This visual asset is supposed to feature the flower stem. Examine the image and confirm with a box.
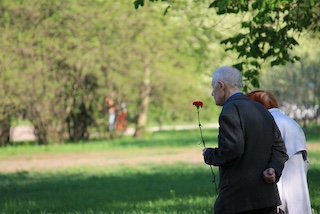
[197,108,218,193]
[197,108,206,147]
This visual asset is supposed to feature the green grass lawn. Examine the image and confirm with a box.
[0,165,216,213]
[0,130,217,159]
[0,129,319,213]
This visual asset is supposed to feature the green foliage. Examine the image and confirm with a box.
[1,0,222,143]
[135,0,320,91]
[259,34,320,124]
[210,0,320,91]
[134,0,169,9]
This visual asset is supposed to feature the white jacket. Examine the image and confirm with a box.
[269,108,312,214]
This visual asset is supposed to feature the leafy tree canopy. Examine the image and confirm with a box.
[134,0,320,91]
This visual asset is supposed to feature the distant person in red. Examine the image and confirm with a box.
[116,102,128,135]
[105,97,116,133]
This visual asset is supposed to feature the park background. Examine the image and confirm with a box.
[0,0,319,213]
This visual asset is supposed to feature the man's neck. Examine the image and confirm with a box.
[225,88,241,101]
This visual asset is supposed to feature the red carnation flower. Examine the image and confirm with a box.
[192,99,217,191]
[192,101,203,108]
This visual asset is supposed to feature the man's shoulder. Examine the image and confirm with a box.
[223,95,252,109]
[221,98,249,115]
[223,93,247,105]
[223,96,273,118]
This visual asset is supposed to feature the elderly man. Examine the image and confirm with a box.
[203,66,288,214]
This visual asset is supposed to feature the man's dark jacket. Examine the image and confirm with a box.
[204,93,288,214]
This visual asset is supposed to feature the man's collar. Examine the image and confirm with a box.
[223,92,243,106]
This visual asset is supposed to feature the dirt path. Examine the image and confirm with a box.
[0,148,204,173]
[4,124,217,173]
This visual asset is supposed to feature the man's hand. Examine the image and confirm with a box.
[263,168,276,183]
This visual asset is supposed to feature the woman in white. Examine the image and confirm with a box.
[247,90,312,214]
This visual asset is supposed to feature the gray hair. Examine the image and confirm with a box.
[212,66,243,89]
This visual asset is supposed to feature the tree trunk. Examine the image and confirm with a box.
[0,118,10,146]
[67,102,91,142]
[134,66,151,138]
[0,106,12,146]
[33,121,49,145]
[28,107,49,145]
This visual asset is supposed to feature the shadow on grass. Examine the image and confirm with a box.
[0,164,217,213]
[1,163,318,213]
[308,167,320,213]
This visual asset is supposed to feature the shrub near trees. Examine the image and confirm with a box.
[1,1,105,144]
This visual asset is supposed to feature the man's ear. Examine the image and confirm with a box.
[218,81,224,89]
